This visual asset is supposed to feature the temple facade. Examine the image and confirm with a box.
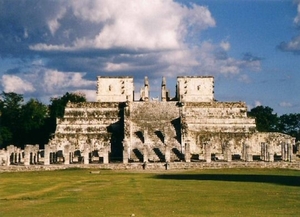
[0,76,296,166]
[41,75,295,165]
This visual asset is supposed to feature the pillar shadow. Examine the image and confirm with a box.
[153,148,165,162]
[154,131,164,143]
[132,148,143,162]
[135,131,144,143]
[172,148,184,161]
[154,173,300,187]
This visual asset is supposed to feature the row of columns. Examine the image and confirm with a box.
[123,141,294,163]
[44,144,110,165]
[1,145,41,166]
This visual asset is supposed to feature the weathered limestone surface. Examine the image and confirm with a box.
[45,76,297,165]
[1,76,297,167]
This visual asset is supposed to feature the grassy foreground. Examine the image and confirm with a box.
[0,168,299,217]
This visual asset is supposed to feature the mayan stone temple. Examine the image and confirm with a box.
[0,76,298,168]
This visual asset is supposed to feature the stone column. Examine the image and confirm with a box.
[268,143,274,162]
[44,145,50,165]
[281,142,288,161]
[205,142,211,163]
[64,145,70,165]
[6,145,14,165]
[245,144,252,162]
[287,140,292,162]
[83,149,89,165]
[143,145,148,163]
[122,140,128,164]
[184,141,191,162]
[165,145,170,162]
[103,147,109,164]
[261,143,267,161]
[224,142,232,162]
[24,145,31,166]
[35,145,39,164]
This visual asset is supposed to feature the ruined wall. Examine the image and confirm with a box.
[181,101,256,158]
[96,76,134,102]
[177,76,214,102]
[52,102,124,161]
[127,101,181,162]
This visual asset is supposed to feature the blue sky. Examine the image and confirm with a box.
[0,0,299,114]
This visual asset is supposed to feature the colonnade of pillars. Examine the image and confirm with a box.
[1,145,41,166]
[123,141,294,163]
[43,144,110,165]
[0,141,295,166]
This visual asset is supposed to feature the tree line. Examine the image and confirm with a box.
[0,91,86,149]
[247,106,300,141]
[0,91,299,149]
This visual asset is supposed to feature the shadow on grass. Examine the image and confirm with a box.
[154,174,300,187]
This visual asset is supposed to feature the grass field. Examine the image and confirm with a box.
[0,168,299,217]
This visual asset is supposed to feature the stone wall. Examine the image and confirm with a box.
[3,75,296,168]
[127,101,181,162]
[96,76,134,102]
[177,76,214,102]
[1,161,300,172]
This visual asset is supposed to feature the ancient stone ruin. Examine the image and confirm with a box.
[0,76,298,167]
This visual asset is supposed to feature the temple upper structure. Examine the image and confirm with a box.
[41,76,295,165]
[96,76,134,102]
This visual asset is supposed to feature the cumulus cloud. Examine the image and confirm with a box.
[279,101,293,107]
[294,1,300,25]
[1,75,35,93]
[0,0,262,102]
[30,0,215,51]
[254,101,262,107]
[278,1,300,54]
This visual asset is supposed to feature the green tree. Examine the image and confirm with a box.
[0,92,23,147]
[46,92,87,136]
[278,113,300,141]
[248,106,278,132]
[19,99,48,145]
[49,92,86,119]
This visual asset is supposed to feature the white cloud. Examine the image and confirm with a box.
[279,1,300,53]
[238,74,251,83]
[279,101,293,107]
[1,75,35,93]
[294,1,300,25]
[220,41,230,51]
[42,70,95,92]
[31,0,215,51]
[1,0,264,103]
[254,101,262,107]
[48,7,67,35]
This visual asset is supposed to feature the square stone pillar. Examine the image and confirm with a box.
[205,142,211,163]
[24,145,31,166]
[281,142,288,161]
[143,145,149,163]
[287,142,292,162]
[44,145,50,165]
[64,145,70,165]
[83,150,89,165]
[6,145,14,165]
[122,140,128,164]
[184,142,191,162]
[268,153,274,162]
[245,145,252,162]
[103,148,109,164]
[224,144,232,162]
[165,145,170,162]
[267,143,274,162]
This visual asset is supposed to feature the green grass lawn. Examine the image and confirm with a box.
[0,168,299,217]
